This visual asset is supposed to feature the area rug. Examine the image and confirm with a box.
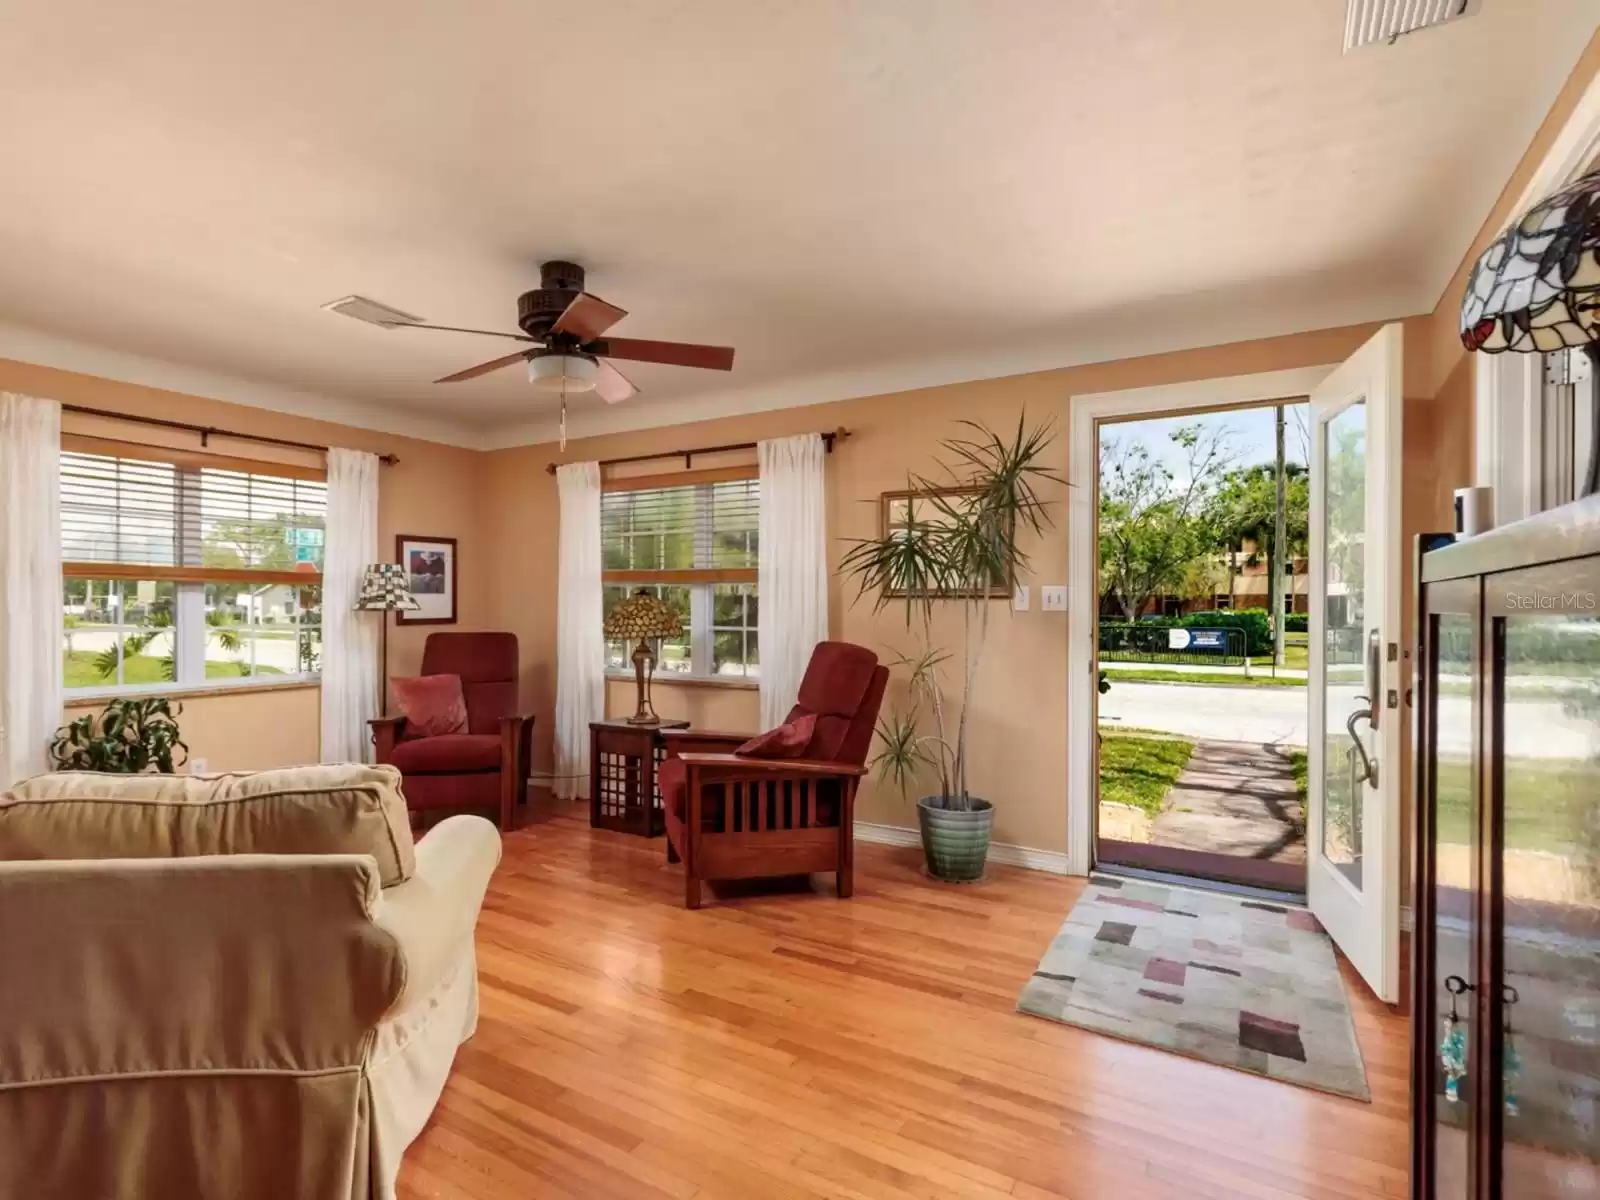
[1017,875,1370,1101]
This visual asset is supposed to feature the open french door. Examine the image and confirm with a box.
[1307,323,1405,1003]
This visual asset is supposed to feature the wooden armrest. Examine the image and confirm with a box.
[661,729,749,745]
[368,715,407,764]
[675,752,868,779]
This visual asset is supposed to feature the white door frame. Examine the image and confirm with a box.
[1065,365,1337,875]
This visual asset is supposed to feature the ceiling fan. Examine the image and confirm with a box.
[388,260,735,406]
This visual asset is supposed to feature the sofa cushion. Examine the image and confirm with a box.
[391,674,469,738]
[0,764,416,886]
[388,734,503,775]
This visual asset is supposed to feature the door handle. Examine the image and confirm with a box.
[1347,709,1379,789]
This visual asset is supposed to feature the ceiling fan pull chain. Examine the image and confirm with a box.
[560,387,568,452]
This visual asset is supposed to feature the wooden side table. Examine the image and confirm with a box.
[589,718,689,836]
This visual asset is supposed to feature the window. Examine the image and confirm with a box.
[61,443,325,695]
[601,474,759,679]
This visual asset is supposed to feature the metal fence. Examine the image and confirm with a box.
[1099,622,1247,667]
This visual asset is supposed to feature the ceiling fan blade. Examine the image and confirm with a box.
[593,337,735,371]
[595,359,637,404]
[434,351,529,383]
[397,322,540,342]
[552,293,628,341]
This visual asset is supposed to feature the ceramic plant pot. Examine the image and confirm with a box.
[917,795,994,882]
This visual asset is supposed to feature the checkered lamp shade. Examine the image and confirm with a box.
[355,563,421,612]
[603,589,684,641]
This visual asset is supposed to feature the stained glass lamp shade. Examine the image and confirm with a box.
[1460,166,1600,354]
[604,589,685,726]
[356,564,419,717]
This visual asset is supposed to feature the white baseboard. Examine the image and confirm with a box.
[852,821,1076,876]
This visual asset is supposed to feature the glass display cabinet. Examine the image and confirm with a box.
[1412,496,1600,1199]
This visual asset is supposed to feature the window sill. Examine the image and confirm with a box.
[64,676,321,706]
[605,672,758,692]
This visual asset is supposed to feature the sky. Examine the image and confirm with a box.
[1099,402,1310,481]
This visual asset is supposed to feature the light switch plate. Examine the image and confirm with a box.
[1012,584,1029,612]
[189,757,210,775]
[1041,585,1068,612]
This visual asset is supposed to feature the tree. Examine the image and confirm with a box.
[1098,424,1233,619]
[1206,460,1310,613]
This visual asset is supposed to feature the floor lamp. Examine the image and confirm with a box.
[357,563,419,716]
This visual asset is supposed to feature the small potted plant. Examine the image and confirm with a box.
[840,415,1062,881]
[49,697,188,773]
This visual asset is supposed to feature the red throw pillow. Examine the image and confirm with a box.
[737,712,818,759]
[391,674,469,738]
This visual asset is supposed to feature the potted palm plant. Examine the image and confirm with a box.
[840,415,1062,881]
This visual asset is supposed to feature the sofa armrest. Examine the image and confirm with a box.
[369,715,408,763]
[371,814,501,1016]
[675,752,869,779]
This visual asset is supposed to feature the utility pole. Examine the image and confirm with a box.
[1273,404,1287,670]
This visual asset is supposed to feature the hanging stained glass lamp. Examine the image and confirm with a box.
[1461,166,1600,354]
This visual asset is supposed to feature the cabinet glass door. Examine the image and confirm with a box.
[1422,579,1481,1199]
[1489,562,1600,1199]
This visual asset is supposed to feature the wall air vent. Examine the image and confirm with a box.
[1344,0,1482,52]
[321,295,422,327]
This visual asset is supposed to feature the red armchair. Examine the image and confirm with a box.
[658,641,889,909]
[369,632,534,832]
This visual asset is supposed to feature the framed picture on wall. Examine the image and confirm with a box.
[395,534,458,625]
[878,487,1012,599]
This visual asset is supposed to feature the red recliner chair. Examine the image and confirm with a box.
[369,632,534,832]
[658,641,889,909]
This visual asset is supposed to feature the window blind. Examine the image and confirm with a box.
[601,477,759,582]
[61,450,328,582]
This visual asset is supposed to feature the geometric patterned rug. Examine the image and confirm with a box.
[1017,874,1370,1101]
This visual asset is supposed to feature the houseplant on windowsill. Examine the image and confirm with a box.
[49,697,188,774]
[840,415,1062,881]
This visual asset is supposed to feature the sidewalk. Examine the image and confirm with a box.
[1149,740,1305,863]
[1102,659,1308,680]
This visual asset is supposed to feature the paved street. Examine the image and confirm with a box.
[1100,680,1308,748]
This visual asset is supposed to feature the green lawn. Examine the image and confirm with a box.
[1249,644,1309,670]
[63,651,284,689]
[1435,753,1597,855]
[1098,730,1195,817]
[1103,668,1305,688]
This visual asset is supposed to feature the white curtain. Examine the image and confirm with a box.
[758,433,829,729]
[0,393,62,787]
[321,448,380,764]
[554,461,604,800]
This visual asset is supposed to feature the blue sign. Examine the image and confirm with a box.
[1188,629,1227,651]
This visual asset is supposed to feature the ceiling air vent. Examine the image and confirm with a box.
[321,295,422,328]
[1344,0,1482,52]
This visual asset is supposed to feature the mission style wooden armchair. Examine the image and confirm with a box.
[370,632,534,832]
[657,642,889,909]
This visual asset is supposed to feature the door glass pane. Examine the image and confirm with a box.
[1431,612,1476,1197]
[1498,599,1600,1197]
[1321,401,1367,888]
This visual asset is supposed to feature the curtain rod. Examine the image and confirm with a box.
[543,427,850,475]
[60,403,400,465]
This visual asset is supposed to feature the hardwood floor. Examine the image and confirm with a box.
[399,803,1411,1200]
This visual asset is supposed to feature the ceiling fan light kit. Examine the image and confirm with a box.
[528,352,598,393]
[328,260,735,408]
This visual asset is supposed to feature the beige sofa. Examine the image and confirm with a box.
[0,764,500,1200]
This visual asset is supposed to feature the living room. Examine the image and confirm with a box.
[3,4,1599,1199]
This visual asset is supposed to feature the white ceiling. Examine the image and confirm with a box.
[0,1,1594,448]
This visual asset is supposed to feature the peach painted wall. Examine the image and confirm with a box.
[0,356,492,769]
[484,319,1440,853]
